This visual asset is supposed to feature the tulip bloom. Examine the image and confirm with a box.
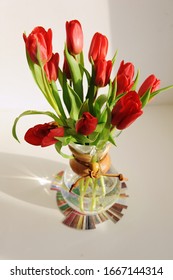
[66,20,83,55]
[94,59,112,87]
[24,122,64,147]
[138,74,160,97]
[116,60,135,95]
[76,112,98,135]
[42,127,64,147]
[23,26,52,65]
[44,53,59,82]
[111,91,143,130]
[88,32,108,62]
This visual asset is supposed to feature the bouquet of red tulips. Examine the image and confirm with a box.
[12,20,172,157]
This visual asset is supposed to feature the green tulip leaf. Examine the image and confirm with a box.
[54,141,73,159]
[95,94,107,109]
[12,110,60,142]
[65,118,75,129]
[108,133,117,146]
[54,135,76,146]
[58,68,71,114]
[107,80,113,100]
[79,64,91,85]
[26,50,46,96]
[99,107,107,123]
[26,50,62,116]
[33,64,46,93]
[88,131,100,142]
[78,99,89,118]
[77,51,84,76]
[109,91,126,111]
[50,81,67,120]
[95,122,105,133]
[94,94,107,118]
[67,84,82,120]
[64,44,83,101]
[26,50,51,103]
[114,92,126,102]
[131,69,140,91]
[38,67,63,116]
[107,81,115,107]
[58,68,82,119]
[150,85,173,99]
[112,50,118,65]
[65,128,91,145]
[86,64,96,111]
[140,88,151,107]
[93,104,111,148]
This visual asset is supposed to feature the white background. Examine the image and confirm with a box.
[0,0,173,260]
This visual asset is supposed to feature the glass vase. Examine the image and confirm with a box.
[56,143,123,215]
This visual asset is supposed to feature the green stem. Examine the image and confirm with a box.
[84,177,91,192]
[93,87,99,102]
[100,175,106,196]
[90,178,97,211]
[40,67,61,117]
[79,178,85,212]
[51,82,66,115]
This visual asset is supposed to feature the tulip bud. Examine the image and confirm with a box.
[94,60,112,87]
[138,74,160,97]
[88,32,108,62]
[44,53,59,82]
[23,26,52,65]
[76,112,98,135]
[66,20,83,55]
[116,60,135,95]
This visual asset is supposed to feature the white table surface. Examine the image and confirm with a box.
[0,105,173,260]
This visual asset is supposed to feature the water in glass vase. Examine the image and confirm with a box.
[59,143,122,215]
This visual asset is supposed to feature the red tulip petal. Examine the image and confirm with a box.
[41,127,64,147]
[116,111,143,130]
[24,125,45,146]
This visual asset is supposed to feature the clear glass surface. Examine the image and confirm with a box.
[61,165,121,214]
[58,144,121,214]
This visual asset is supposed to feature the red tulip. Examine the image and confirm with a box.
[94,59,112,87]
[44,53,59,82]
[41,127,64,147]
[24,122,64,147]
[66,20,83,55]
[76,112,98,135]
[23,26,52,65]
[111,91,143,130]
[116,60,135,95]
[138,74,160,97]
[88,32,108,62]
